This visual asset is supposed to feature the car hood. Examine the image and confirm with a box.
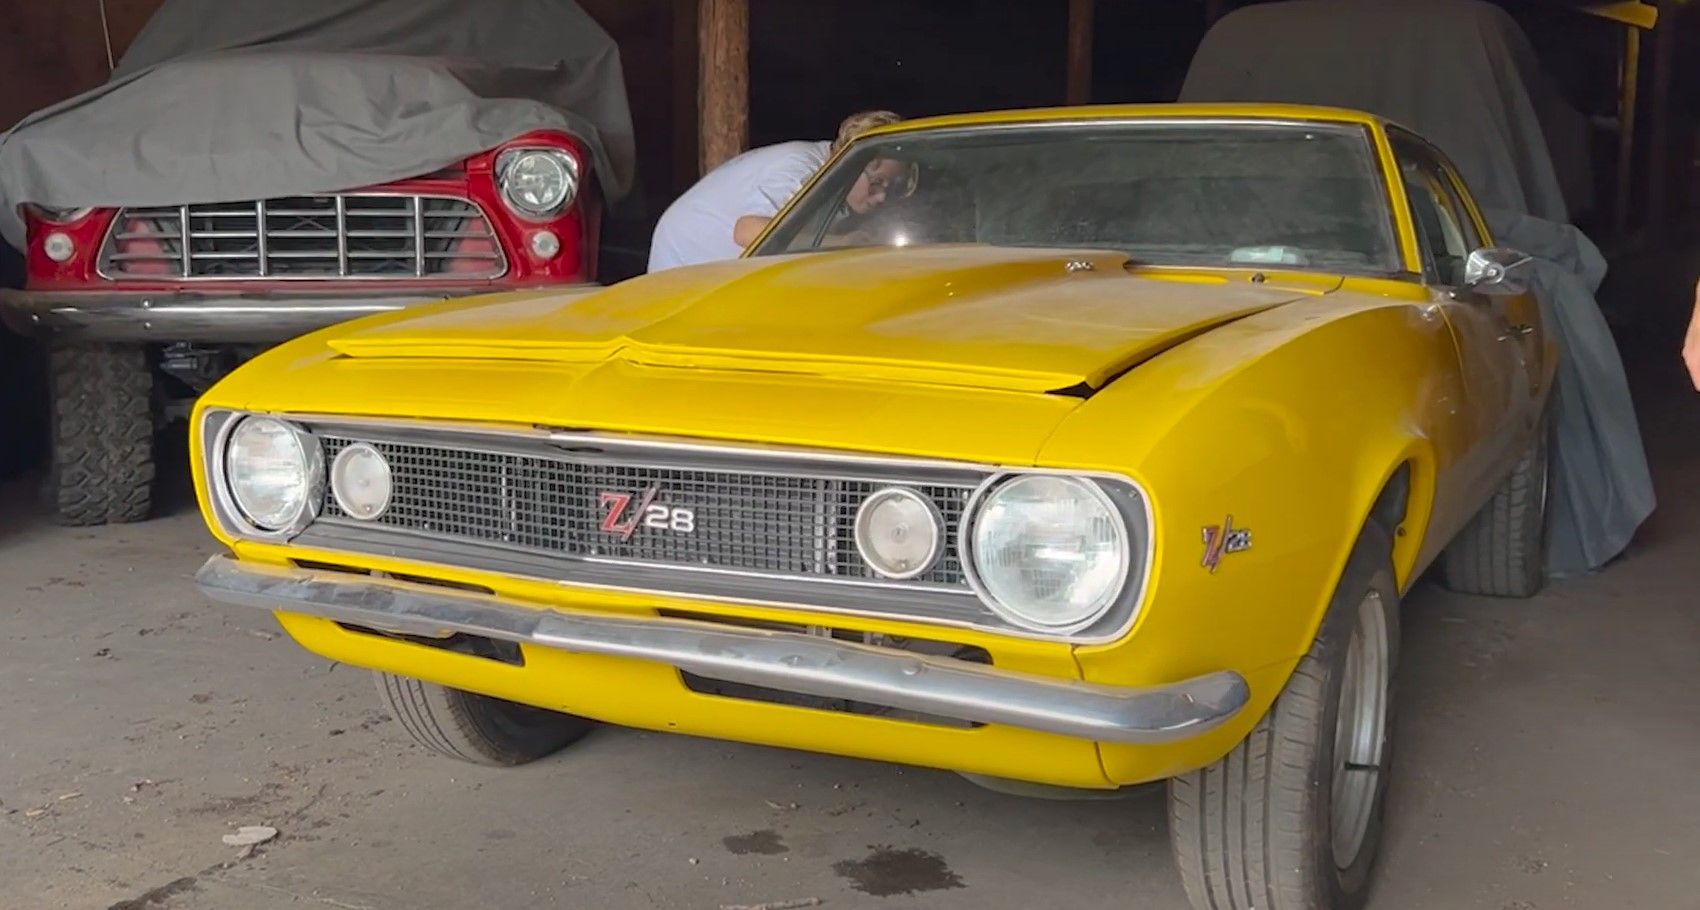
[326,245,1322,394]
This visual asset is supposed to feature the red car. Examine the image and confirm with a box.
[0,0,633,525]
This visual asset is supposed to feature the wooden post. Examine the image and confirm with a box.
[1644,7,1677,227]
[671,0,701,194]
[1066,0,1094,105]
[1612,25,1641,236]
[698,0,748,174]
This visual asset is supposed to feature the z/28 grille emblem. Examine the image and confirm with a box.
[1201,515,1252,573]
[598,486,696,540]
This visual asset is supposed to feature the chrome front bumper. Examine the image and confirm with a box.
[0,288,563,343]
[194,556,1250,745]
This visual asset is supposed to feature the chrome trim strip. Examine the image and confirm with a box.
[255,200,269,278]
[177,204,190,275]
[0,289,535,342]
[335,195,348,276]
[194,555,1248,745]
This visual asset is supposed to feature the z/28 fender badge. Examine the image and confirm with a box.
[1201,516,1252,573]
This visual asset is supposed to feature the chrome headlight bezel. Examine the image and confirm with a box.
[959,471,1150,636]
[208,412,324,540]
[495,148,580,220]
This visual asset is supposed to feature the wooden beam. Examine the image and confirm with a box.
[1643,2,1678,225]
[1612,25,1641,236]
[1066,0,1094,105]
[1581,1,1658,31]
[697,0,748,174]
[671,0,700,194]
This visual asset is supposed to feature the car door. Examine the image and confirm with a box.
[1389,132,1534,509]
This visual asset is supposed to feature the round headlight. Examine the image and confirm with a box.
[497,149,579,219]
[966,475,1129,632]
[225,417,319,532]
[330,443,393,521]
[854,487,943,579]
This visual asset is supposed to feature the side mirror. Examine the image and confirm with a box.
[1463,247,1534,296]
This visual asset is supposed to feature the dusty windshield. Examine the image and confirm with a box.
[753,121,1401,275]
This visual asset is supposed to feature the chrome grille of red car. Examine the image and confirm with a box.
[315,434,974,589]
[98,194,506,280]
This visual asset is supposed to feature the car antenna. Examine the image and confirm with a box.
[98,0,115,73]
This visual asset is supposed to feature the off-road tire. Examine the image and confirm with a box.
[1441,421,1549,598]
[49,344,155,526]
[1168,525,1400,910]
[375,673,594,766]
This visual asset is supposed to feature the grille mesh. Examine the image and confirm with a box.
[100,194,504,280]
[320,436,972,587]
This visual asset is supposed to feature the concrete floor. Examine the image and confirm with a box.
[4,264,1700,910]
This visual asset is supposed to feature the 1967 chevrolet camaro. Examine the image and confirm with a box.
[191,104,1553,909]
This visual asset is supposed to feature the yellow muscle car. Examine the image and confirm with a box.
[191,104,1554,909]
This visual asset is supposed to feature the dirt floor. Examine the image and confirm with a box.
[4,250,1700,910]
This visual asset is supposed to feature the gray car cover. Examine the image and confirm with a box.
[1181,0,1655,578]
[0,0,636,251]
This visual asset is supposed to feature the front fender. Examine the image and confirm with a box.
[1036,291,1463,782]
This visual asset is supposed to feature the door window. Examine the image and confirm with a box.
[1391,135,1479,286]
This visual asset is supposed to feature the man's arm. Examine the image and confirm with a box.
[1685,278,1700,390]
[733,215,772,248]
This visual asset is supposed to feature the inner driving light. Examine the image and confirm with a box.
[854,487,943,580]
[529,229,561,259]
[43,232,75,262]
[330,443,393,521]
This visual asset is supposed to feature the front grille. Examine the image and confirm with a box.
[318,436,974,588]
[99,194,505,280]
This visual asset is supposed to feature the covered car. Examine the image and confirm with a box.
[0,0,635,526]
[1179,0,1654,578]
[191,104,1554,910]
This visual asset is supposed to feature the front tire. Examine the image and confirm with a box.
[1441,420,1549,598]
[1168,527,1400,910]
[48,344,156,526]
[374,673,594,766]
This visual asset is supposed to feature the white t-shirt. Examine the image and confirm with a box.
[647,140,831,272]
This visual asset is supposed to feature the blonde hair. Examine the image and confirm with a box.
[833,110,902,151]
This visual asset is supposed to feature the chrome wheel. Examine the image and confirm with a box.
[1330,588,1391,869]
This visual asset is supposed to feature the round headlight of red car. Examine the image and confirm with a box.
[497,148,579,219]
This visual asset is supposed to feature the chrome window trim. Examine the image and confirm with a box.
[98,192,509,283]
[200,410,1157,643]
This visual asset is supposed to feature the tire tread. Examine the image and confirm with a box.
[50,344,154,526]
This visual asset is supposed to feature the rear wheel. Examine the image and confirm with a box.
[48,344,155,526]
[374,672,594,766]
[1442,420,1549,598]
[1168,526,1399,910]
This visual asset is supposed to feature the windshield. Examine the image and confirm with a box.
[753,121,1402,275]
